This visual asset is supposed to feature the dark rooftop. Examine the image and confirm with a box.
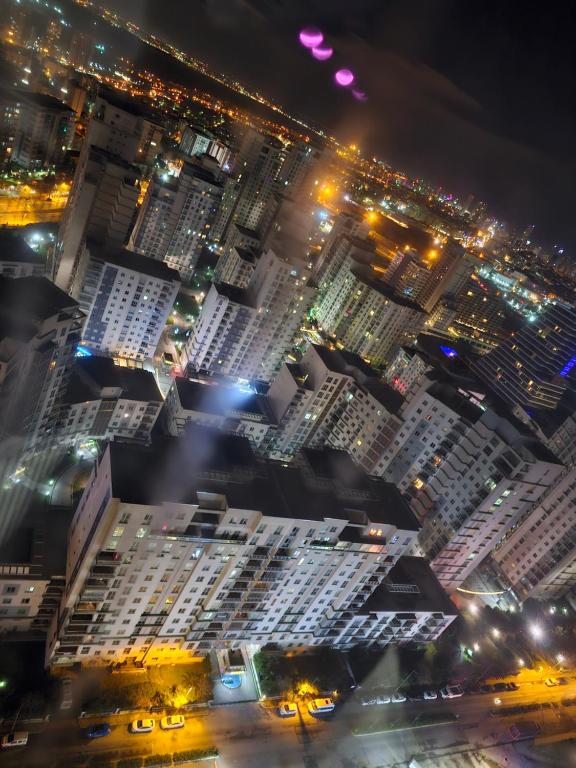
[174,377,270,419]
[233,247,258,264]
[360,556,459,616]
[15,89,74,114]
[87,242,180,283]
[0,231,44,264]
[66,356,162,404]
[106,427,420,531]
[0,276,79,342]
[233,224,260,240]
[0,506,73,577]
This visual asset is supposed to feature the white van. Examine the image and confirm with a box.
[1,732,28,748]
[307,697,335,715]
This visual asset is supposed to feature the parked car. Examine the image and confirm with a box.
[1,732,28,749]
[423,690,438,700]
[505,682,520,691]
[84,723,111,739]
[557,677,569,686]
[307,698,335,715]
[376,694,391,705]
[160,715,185,730]
[391,692,407,703]
[360,696,377,707]
[278,701,298,717]
[440,685,464,699]
[129,719,155,734]
[545,678,560,687]
[493,682,508,693]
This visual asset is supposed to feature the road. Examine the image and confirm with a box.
[2,676,576,767]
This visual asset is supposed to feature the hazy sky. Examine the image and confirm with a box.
[108,0,575,251]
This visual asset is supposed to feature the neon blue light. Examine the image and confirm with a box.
[75,345,93,358]
[560,355,576,377]
[440,345,458,359]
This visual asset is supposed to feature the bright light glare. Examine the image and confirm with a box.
[311,46,333,61]
[335,69,355,87]
[529,623,544,640]
[299,28,323,49]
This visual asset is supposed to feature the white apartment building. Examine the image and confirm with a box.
[231,129,283,233]
[88,90,164,166]
[184,249,315,383]
[213,246,259,289]
[164,376,275,451]
[492,467,576,601]
[45,430,458,668]
[0,230,44,278]
[129,158,225,280]
[403,382,564,593]
[384,347,431,396]
[268,344,403,467]
[314,210,370,284]
[317,261,426,367]
[78,244,180,361]
[0,507,71,635]
[0,275,84,448]
[62,355,163,445]
[53,145,141,296]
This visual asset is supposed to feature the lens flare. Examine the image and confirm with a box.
[311,45,333,61]
[335,68,355,87]
[299,27,323,49]
[352,88,368,101]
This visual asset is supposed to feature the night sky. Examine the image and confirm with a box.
[109,0,575,251]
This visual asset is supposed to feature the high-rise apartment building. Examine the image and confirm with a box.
[184,248,315,383]
[53,146,141,295]
[277,140,322,196]
[382,241,471,313]
[45,429,458,667]
[88,91,164,166]
[0,87,21,170]
[0,276,83,447]
[314,212,371,288]
[61,355,163,445]
[268,344,403,468]
[129,158,224,280]
[229,128,283,233]
[472,302,576,413]
[402,377,563,593]
[11,91,74,170]
[78,244,180,361]
[179,125,232,169]
[491,467,576,601]
[316,262,425,367]
[212,246,260,290]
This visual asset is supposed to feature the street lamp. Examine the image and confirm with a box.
[517,658,525,667]
[529,623,544,641]
[556,654,565,665]
[473,643,481,653]
[491,628,501,639]
[469,603,479,616]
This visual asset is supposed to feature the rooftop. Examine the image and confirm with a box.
[15,89,74,114]
[87,242,181,283]
[107,427,420,531]
[0,506,73,577]
[361,556,459,616]
[66,355,162,404]
[232,224,260,240]
[0,231,44,264]
[174,377,272,420]
[0,276,79,342]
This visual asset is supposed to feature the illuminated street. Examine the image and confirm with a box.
[2,674,576,766]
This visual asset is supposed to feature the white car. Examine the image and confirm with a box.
[440,685,464,699]
[278,701,298,717]
[130,718,155,734]
[423,690,438,700]
[376,694,391,705]
[361,696,377,707]
[391,692,407,703]
[1,732,28,748]
[160,715,185,730]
